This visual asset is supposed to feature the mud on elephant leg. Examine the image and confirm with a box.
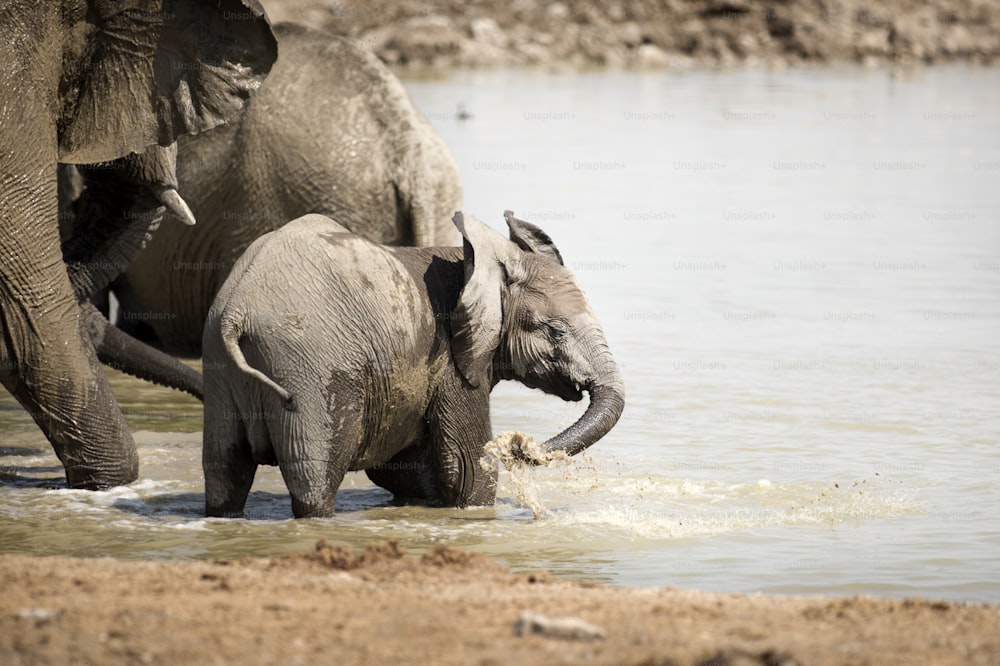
[428,376,499,509]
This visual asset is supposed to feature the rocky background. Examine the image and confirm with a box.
[264,0,1000,70]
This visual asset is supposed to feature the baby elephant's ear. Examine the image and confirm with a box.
[504,210,564,265]
[450,212,505,389]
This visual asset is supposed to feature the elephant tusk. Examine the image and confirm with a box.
[154,186,197,226]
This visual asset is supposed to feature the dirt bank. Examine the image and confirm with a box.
[2,542,998,665]
[263,0,1000,70]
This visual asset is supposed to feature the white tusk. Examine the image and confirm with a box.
[155,187,197,226]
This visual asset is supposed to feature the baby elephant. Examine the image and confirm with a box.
[202,212,624,518]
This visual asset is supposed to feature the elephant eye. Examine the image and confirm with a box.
[542,319,568,338]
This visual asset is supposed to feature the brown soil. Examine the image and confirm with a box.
[263,0,1000,71]
[2,541,998,665]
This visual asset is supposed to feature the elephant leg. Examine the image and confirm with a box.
[203,383,256,518]
[428,377,498,508]
[279,458,347,519]
[0,176,138,489]
[274,393,359,518]
[203,446,256,518]
[0,313,139,488]
[277,434,351,518]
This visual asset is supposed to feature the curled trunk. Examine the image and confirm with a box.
[542,374,625,458]
[540,335,625,459]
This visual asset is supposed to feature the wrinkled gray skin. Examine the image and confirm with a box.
[0,0,276,489]
[203,212,625,518]
[62,146,204,399]
[111,23,463,357]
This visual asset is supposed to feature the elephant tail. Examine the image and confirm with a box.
[219,314,297,412]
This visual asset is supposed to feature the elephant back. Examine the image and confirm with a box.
[217,214,434,376]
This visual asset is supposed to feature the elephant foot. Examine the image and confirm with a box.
[290,497,337,519]
[0,304,141,491]
[47,412,140,490]
[64,458,139,490]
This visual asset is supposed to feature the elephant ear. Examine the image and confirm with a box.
[450,212,506,389]
[58,0,277,164]
[503,210,564,265]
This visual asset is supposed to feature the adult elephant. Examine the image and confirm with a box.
[111,23,464,356]
[0,1,277,489]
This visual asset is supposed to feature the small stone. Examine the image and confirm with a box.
[514,611,606,640]
[634,43,671,69]
[546,3,569,20]
[17,608,59,625]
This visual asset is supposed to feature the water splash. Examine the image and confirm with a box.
[536,474,925,540]
[482,431,571,518]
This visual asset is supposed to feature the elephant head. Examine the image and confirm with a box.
[451,212,625,460]
[56,0,278,165]
[0,0,276,489]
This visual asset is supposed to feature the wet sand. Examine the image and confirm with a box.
[2,542,999,665]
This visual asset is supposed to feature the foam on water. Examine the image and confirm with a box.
[0,429,929,562]
[490,448,924,541]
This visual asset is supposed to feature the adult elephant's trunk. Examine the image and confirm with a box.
[61,145,206,399]
[81,303,204,399]
[542,343,625,459]
[62,144,194,302]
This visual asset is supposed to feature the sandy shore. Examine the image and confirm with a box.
[2,542,998,665]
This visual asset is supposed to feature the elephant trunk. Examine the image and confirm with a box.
[63,190,165,302]
[61,144,205,400]
[81,303,204,400]
[542,347,625,459]
[62,144,195,302]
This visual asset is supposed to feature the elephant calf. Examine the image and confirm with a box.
[202,212,624,518]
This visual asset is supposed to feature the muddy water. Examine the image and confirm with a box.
[2,65,999,602]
